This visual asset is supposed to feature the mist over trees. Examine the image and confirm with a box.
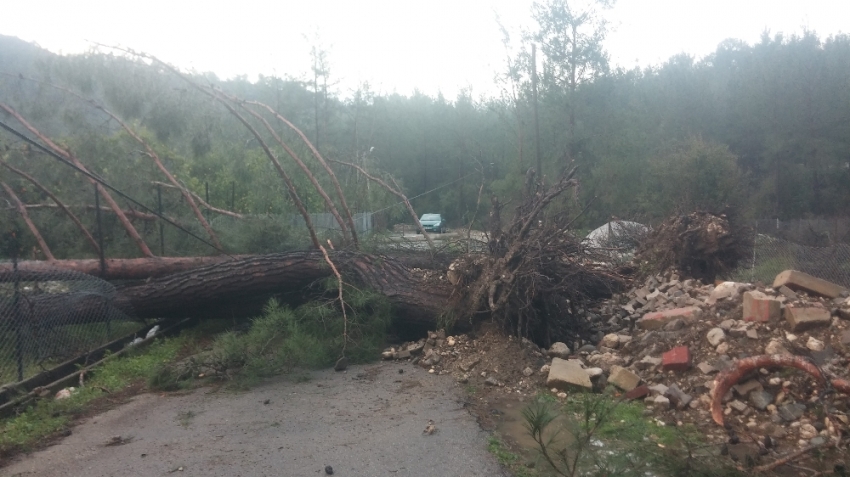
[1,1,849,259]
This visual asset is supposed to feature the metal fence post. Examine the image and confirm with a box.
[157,184,165,255]
[95,183,110,337]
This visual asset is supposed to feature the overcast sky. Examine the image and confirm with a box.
[2,0,847,98]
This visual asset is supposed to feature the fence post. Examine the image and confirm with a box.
[94,183,106,276]
[11,230,24,382]
[205,182,210,224]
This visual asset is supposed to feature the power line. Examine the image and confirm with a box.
[0,119,230,257]
[371,170,480,215]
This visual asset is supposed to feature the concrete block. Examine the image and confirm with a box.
[546,358,592,390]
[784,305,831,332]
[773,270,847,299]
[608,365,641,391]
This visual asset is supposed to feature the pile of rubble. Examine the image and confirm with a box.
[383,268,850,467]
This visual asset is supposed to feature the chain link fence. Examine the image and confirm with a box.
[0,258,139,386]
[734,220,850,287]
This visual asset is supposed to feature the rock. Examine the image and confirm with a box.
[749,390,774,411]
[746,329,759,340]
[778,403,806,422]
[773,270,847,299]
[706,281,744,305]
[458,357,481,372]
[637,307,701,330]
[584,367,604,378]
[664,384,693,409]
[806,337,825,352]
[719,319,736,331]
[734,380,763,397]
[727,443,761,466]
[599,334,620,349]
[778,285,798,301]
[446,336,456,346]
[652,395,670,407]
[522,367,534,377]
[608,365,641,391]
[485,376,500,386]
[799,423,818,439]
[546,358,592,390]
[841,330,850,347]
[55,388,74,400]
[707,328,726,347]
[729,400,749,412]
[743,291,781,322]
[810,436,826,446]
[765,339,791,356]
[407,342,425,356]
[648,383,669,395]
[548,342,572,359]
[663,318,686,331]
[539,364,550,374]
[625,385,650,400]
[381,350,394,360]
[334,357,349,371]
[577,344,597,353]
[394,349,411,360]
[715,342,730,354]
[586,352,625,371]
[325,465,334,475]
[785,305,831,332]
[697,362,718,374]
[636,356,662,370]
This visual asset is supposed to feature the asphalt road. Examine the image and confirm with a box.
[4,363,508,477]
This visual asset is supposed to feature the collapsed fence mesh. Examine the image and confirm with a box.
[735,234,850,288]
[0,262,140,386]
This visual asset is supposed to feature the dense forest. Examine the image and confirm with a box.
[1,0,849,259]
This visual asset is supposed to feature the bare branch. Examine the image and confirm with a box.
[0,102,154,257]
[1,181,55,260]
[0,159,100,255]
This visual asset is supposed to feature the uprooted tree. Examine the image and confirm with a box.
[0,51,623,348]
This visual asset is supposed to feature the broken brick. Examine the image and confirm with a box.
[742,290,781,322]
[662,346,691,372]
[624,384,650,400]
[637,306,701,330]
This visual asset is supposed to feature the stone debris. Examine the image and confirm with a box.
[391,267,850,463]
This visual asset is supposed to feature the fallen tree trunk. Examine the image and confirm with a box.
[114,251,450,328]
[1,252,451,330]
[0,256,246,280]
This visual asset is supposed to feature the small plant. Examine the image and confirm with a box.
[522,392,744,477]
[177,410,196,428]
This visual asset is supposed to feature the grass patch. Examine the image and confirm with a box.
[199,285,392,388]
[176,410,196,428]
[0,334,190,457]
[488,435,536,477]
[523,391,744,477]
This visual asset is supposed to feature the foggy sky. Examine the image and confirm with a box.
[1,0,847,98]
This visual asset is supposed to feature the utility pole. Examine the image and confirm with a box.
[532,43,542,180]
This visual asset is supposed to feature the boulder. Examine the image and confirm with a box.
[548,342,572,359]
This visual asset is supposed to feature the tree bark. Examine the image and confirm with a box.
[2,252,452,329]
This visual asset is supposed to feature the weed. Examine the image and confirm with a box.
[201,287,392,388]
[487,435,536,477]
[0,334,189,456]
[176,410,196,428]
[523,392,744,477]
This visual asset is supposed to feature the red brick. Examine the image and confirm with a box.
[743,291,781,322]
[624,384,650,400]
[637,307,701,330]
[662,346,691,372]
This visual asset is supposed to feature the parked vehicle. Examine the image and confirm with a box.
[419,213,446,233]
